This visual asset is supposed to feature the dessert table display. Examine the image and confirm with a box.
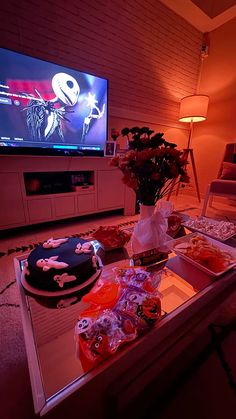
[14,221,236,418]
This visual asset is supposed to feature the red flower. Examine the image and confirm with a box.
[170,164,179,178]
[178,156,188,166]
[150,172,161,181]
[180,173,190,183]
[111,126,189,204]
[122,169,138,189]
[136,149,153,161]
[110,156,119,167]
[119,158,130,170]
[126,150,137,159]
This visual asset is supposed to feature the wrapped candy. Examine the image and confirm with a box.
[114,285,162,330]
[75,266,162,367]
[75,309,137,363]
[113,266,162,293]
[81,277,122,317]
[167,214,182,234]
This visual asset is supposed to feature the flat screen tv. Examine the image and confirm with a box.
[0,48,108,156]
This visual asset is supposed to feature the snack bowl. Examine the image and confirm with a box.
[167,232,236,277]
[92,225,132,252]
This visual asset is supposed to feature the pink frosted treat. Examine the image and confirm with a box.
[75,242,92,254]
[36,256,69,271]
[43,237,68,249]
[54,273,77,288]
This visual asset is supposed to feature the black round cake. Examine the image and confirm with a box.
[25,237,97,291]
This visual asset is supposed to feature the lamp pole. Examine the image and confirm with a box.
[187,121,193,149]
[167,119,201,203]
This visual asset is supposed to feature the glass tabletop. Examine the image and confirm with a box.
[17,228,236,403]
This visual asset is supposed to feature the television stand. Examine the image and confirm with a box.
[0,155,136,230]
[24,171,95,196]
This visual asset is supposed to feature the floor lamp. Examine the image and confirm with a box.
[168,94,209,202]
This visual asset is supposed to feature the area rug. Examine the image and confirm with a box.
[0,219,136,259]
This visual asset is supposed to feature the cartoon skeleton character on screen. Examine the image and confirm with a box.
[21,72,105,143]
[22,73,79,142]
[81,92,105,143]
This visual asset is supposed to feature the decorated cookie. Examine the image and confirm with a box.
[43,237,68,249]
[75,242,92,254]
[36,256,69,271]
[53,273,77,288]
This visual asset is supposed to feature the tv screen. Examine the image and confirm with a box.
[0,48,108,156]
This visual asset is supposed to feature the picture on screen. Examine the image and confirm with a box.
[0,48,108,155]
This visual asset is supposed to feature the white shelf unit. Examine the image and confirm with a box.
[0,155,136,230]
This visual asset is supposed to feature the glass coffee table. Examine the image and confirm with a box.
[14,229,236,417]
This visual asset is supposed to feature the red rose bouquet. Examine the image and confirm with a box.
[110,127,189,206]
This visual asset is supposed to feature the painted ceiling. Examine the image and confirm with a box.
[160,0,236,32]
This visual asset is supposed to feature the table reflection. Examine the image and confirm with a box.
[25,228,234,400]
[26,241,133,398]
[24,248,195,399]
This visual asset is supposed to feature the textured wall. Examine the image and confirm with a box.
[0,0,202,130]
[0,0,205,198]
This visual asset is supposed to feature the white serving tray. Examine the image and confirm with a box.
[168,232,236,277]
[182,216,236,242]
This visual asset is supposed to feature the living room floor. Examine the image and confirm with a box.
[2,192,236,249]
[0,192,236,419]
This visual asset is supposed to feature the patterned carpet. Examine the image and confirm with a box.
[0,219,136,259]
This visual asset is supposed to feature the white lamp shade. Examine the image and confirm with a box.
[179,94,209,123]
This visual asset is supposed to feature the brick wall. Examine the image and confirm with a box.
[0,0,203,131]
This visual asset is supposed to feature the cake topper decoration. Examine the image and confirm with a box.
[75,242,92,254]
[76,317,93,334]
[92,255,97,268]
[53,273,77,288]
[127,292,146,305]
[43,237,68,249]
[23,260,30,276]
[36,256,69,271]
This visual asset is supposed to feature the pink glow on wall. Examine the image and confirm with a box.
[192,17,236,196]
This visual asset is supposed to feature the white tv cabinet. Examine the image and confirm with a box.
[0,155,136,231]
